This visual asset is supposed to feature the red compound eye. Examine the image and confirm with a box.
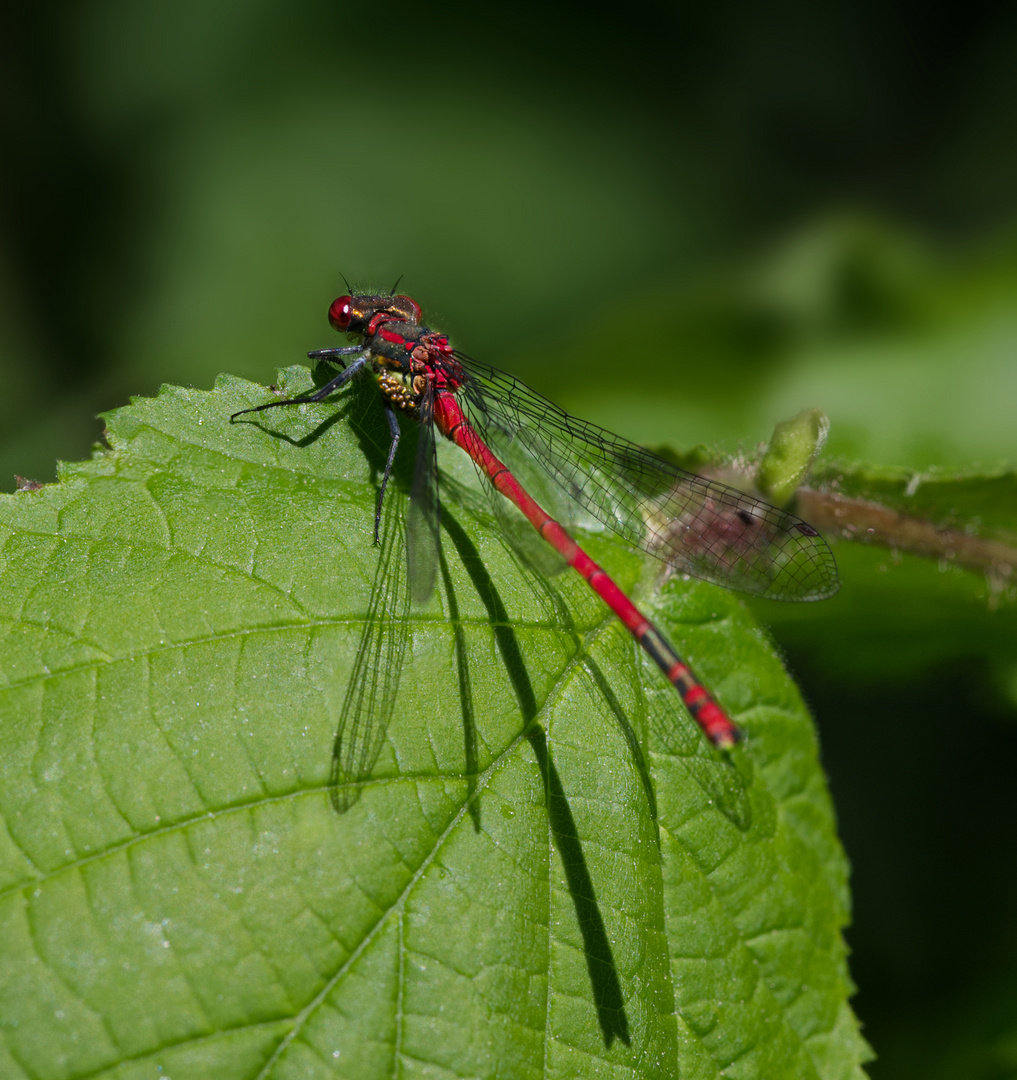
[328,295,353,331]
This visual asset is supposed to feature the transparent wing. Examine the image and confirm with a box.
[406,382,441,604]
[454,352,839,601]
[330,494,410,812]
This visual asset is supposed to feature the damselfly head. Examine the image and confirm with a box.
[328,293,423,335]
[328,295,354,331]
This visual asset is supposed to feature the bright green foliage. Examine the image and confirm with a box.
[0,370,869,1079]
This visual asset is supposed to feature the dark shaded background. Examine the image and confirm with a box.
[3,2,1016,1076]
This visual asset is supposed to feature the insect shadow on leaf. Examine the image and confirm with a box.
[441,510,632,1048]
[329,491,410,812]
[436,535,481,831]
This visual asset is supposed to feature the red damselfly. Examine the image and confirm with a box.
[231,291,838,805]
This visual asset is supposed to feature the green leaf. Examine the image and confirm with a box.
[0,369,868,1079]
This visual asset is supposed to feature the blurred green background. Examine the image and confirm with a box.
[3,2,1016,1076]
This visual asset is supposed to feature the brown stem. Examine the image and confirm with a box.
[795,488,1017,581]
